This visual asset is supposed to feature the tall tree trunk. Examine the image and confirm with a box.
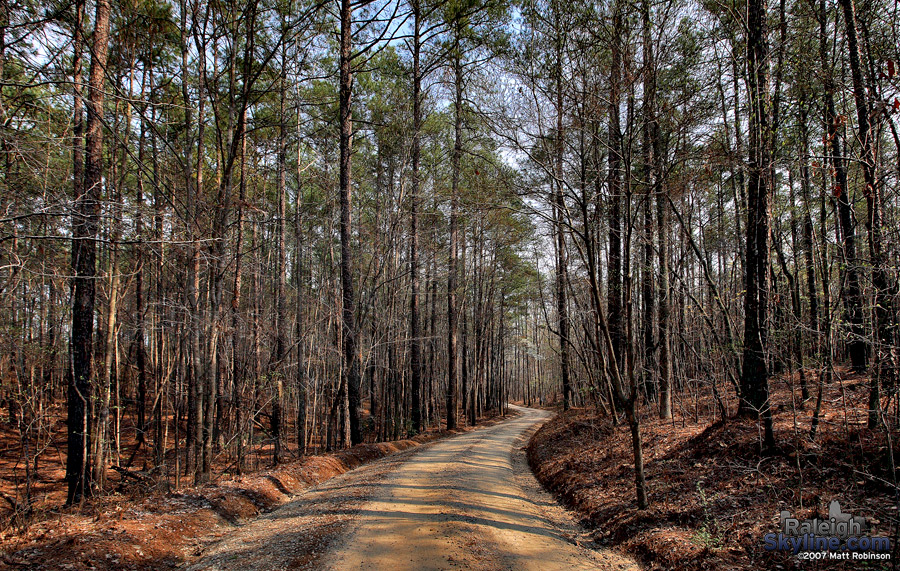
[607,3,624,373]
[462,236,475,426]
[272,21,289,462]
[738,0,775,450]
[731,54,747,270]
[95,190,120,490]
[68,0,110,503]
[645,0,670,419]
[231,127,246,465]
[180,0,203,481]
[338,0,361,445]
[820,0,866,372]
[135,67,149,454]
[65,0,85,503]
[429,254,439,426]
[409,0,423,434]
[797,94,819,366]
[640,0,658,408]
[657,192,671,419]
[838,0,893,426]
[295,85,308,455]
[446,43,463,431]
[554,29,570,411]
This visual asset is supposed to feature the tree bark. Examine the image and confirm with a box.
[65,0,85,503]
[838,0,894,426]
[820,0,866,373]
[738,0,775,450]
[409,0,423,434]
[339,0,362,445]
[554,28,570,411]
[446,44,462,431]
[797,94,819,365]
[68,0,110,503]
[607,4,624,373]
[273,21,289,462]
[640,0,659,410]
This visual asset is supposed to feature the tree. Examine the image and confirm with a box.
[339,0,361,445]
[738,0,775,450]
[640,0,671,420]
[67,0,111,504]
[446,11,462,430]
[838,0,894,427]
[409,0,424,434]
[550,0,571,412]
[818,0,866,374]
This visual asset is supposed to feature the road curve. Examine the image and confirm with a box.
[189,406,639,571]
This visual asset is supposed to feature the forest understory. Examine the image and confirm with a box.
[0,410,510,570]
[528,367,899,571]
[2,0,900,567]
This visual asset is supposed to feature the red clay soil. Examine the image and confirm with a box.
[528,369,898,571]
[0,413,509,571]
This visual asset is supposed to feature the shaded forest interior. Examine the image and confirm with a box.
[1,0,899,552]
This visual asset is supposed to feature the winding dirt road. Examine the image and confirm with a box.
[188,406,640,571]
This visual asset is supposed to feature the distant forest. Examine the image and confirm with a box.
[0,0,897,510]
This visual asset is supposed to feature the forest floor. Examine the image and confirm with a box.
[0,412,508,570]
[528,367,899,570]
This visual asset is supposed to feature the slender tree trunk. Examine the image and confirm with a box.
[785,175,808,400]
[607,4,624,372]
[68,0,110,503]
[338,0,361,445]
[838,0,893,426]
[641,0,658,407]
[552,28,571,412]
[446,45,462,431]
[231,127,247,465]
[739,0,776,450]
[295,87,308,455]
[429,254,439,426]
[657,193,671,419]
[65,0,85,504]
[134,66,149,456]
[731,54,747,270]
[624,396,648,508]
[820,0,866,372]
[409,0,423,433]
[95,192,120,490]
[461,232,468,422]
[272,25,289,462]
[797,94,819,365]
[462,237,475,426]
[181,0,203,481]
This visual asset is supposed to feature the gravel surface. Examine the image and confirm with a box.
[187,406,641,571]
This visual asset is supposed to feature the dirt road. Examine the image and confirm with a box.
[188,406,640,571]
